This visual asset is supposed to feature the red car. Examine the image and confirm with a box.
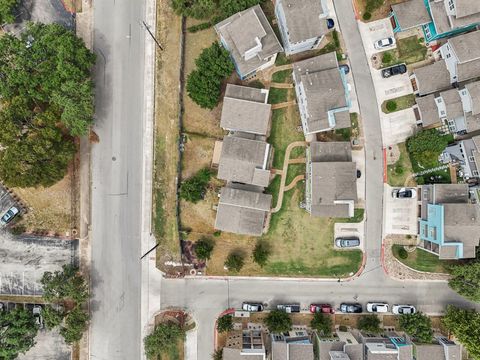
[309,304,334,314]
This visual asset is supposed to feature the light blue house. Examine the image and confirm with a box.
[418,184,480,259]
[275,0,329,56]
[391,0,480,42]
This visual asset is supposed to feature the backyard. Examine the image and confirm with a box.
[392,245,455,273]
[381,36,427,68]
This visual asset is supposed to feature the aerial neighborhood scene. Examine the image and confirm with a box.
[2,0,480,359]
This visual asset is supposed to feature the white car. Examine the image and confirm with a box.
[0,206,19,225]
[374,37,395,50]
[392,305,416,315]
[392,187,417,199]
[242,302,264,312]
[366,302,389,313]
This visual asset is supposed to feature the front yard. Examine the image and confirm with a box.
[380,36,427,68]
[392,245,454,273]
[381,94,416,114]
[387,143,415,187]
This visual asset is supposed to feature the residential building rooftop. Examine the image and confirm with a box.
[465,81,480,115]
[412,60,451,95]
[391,0,431,30]
[416,94,440,127]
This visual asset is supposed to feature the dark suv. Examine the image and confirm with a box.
[382,64,407,78]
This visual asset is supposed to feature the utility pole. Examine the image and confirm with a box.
[142,21,164,50]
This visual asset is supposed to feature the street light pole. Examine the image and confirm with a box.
[142,21,164,51]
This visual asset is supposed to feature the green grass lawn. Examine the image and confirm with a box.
[392,245,454,273]
[387,143,414,187]
[381,94,416,114]
[272,69,293,83]
[275,53,292,66]
[381,36,427,68]
[268,88,289,104]
[336,209,365,223]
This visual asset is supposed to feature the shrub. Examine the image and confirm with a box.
[212,348,223,360]
[252,241,270,267]
[224,252,245,272]
[363,12,372,20]
[187,21,213,33]
[382,51,393,64]
[11,224,26,235]
[398,247,408,260]
[144,322,185,359]
[311,313,332,337]
[195,237,215,260]
[386,100,397,112]
[217,315,233,333]
[179,168,212,203]
[213,230,222,237]
[394,165,404,175]
[399,312,433,343]
[358,315,382,334]
[265,310,292,333]
[407,129,449,170]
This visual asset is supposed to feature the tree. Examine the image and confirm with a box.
[60,307,89,344]
[179,168,212,203]
[264,310,292,333]
[399,312,433,343]
[186,42,234,109]
[252,240,270,267]
[144,322,185,359]
[0,308,38,360]
[358,315,381,334]
[224,252,245,272]
[216,314,233,333]
[0,0,17,24]
[448,262,480,302]
[42,305,64,330]
[406,129,450,169]
[171,0,216,19]
[195,237,215,260]
[0,23,95,136]
[310,312,332,337]
[442,305,480,359]
[41,264,88,304]
[212,348,223,360]
[219,0,261,17]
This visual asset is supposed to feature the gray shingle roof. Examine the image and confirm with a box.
[457,59,480,82]
[416,94,441,127]
[443,203,480,249]
[432,184,469,203]
[272,342,314,360]
[310,141,352,162]
[413,60,451,96]
[455,0,480,18]
[440,88,464,119]
[430,1,450,34]
[225,83,268,103]
[392,0,432,30]
[220,87,271,135]
[465,81,480,115]
[278,0,328,44]
[215,187,272,236]
[217,136,271,187]
[334,110,352,130]
[466,112,480,132]
[215,5,283,77]
[449,30,480,63]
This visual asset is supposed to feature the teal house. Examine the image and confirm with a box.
[418,184,480,259]
[390,0,480,42]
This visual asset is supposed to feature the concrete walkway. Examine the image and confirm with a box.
[284,175,305,191]
[271,100,296,110]
[272,141,307,213]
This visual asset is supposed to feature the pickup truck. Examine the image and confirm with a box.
[277,304,300,313]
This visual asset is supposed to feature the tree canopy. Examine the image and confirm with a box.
[358,315,381,334]
[399,312,433,343]
[171,0,261,20]
[41,264,88,304]
[0,308,38,360]
[265,310,292,333]
[144,322,185,359]
[310,312,332,337]
[216,314,233,333]
[224,252,245,272]
[194,237,215,260]
[448,261,480,302]
[406,129,450,170]
[442,305,480,359]
[252,240,270,267]
[0,0,17,24]
[186,42,234,109]
[60,306,89,344]
[179,168,212,203]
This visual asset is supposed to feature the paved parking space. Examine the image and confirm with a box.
[17,328,71,360]
[383,185,418,235]
[358,18,395,57]
[334,221,364,250]
[382,108,417,146]
[0,184,22,228]
[0,231,78,295]
[352,149,365,207]
[371,68,413,102]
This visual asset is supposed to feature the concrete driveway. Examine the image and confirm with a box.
[358,18,395,57]
[384,185,418,235]
[334,221,364,250]
[382,108,417,146]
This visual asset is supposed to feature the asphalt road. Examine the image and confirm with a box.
[90,0,146,358]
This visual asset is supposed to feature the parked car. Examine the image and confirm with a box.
[277,304,301,313]
[335,237,360,248]
[242,302,264,312]
[326,18,335,29]
[381,64,407,78]
[366,302,389,313]
[310,303,335,314]
[392,305,416,315]
[356,169,362,178]
[374,37,395,50]
[339,64,350,74]
[0,206,19,225]
[340,303,362,313]
[33,305,44,329]
[392,187,417,199]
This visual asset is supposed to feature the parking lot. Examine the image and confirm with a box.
[0,184,23,228]
[0,231,78,295]
[334,222,364,250]
[383,185,418,235]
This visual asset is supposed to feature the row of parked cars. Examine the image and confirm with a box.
[0,302,45,328]
[242,302,416,315]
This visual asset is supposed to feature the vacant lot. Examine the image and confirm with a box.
[392,245,454,273]
[153,2,182,265]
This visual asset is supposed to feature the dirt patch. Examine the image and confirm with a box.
[154,1,182,265]
[182,134,217,179]
[13,169,74,235]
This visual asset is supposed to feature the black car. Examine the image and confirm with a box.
[277,304,301,313]
[339,64,350,74]
[382,64,407,78]
[326,18,335,29]
[340,303,362,313]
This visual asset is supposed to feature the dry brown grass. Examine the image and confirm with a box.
[355,0,404,21]
[13,172,73,235]
[154,1,182,264]
[61,0,81,13]
[182,134,216,179]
